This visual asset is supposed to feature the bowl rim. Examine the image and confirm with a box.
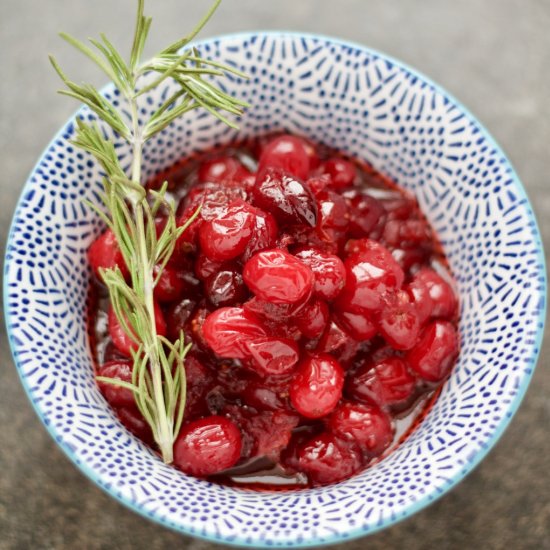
[4,30,547,548]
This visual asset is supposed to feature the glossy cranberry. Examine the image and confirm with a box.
[153,264,187,303]
[205,269,248,307]
[88,229,128,280]
[243,297,304,340]
[411,268,458,320]
[333,309,377,341]
[377,290,420,350]
[252,167,318,227]
[117,406,154,445]
[202,307,267,359]
[199,200,255,261]
[406,276,433,325]
[257,135,312,180]
[97,360,135,407]
[406,320,459,383]
[183,354,215,419]
[189,304,215,350]
[323,158,356,189]
[297,432,363,485]
[381,194,418,220]
[328,402,394,456]
[383,219,431,248]
[290,353,344,418]
[336,239,404,314]
[243,249,314,304]
[294,247,346,301]
[344,190,386,238]
[317,190,349,231]
[242,379,291,411]
[198,156,251,184]
[244,337,300,376]
[174,416,242,476]
[194,254,235,281]
[347,357,416,408]
[317,320,361,367]
[242,206,278,261]
[393,247,432,274]
[108,302,167,357]
[165,298,197,342]
[294,299,330,339]
[307,174,331,196]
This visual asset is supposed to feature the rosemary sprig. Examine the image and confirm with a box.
[51,0,248,463]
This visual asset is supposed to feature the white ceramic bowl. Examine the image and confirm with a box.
[4,32,546,547]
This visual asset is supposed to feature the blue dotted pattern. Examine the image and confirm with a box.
[4,33,546,547]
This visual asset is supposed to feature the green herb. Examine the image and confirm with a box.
[51,0,248,463]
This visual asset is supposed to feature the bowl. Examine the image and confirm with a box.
[4,32,546,547]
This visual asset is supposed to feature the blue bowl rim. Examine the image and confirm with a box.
[3,30,547,548]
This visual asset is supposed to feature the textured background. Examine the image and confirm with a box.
[1,0,549,548]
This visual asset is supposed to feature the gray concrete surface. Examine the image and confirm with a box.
[1,0,549,548]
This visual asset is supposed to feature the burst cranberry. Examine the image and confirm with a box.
[328,402,394,456]
[244,337,299,376]
[323,158,356,189]
[189,304,214,350]
[117,406,154,445]
[377,290,420,350]
[174,416,242,476]
[253,167,318,227]
[199,200,255,261]
[293,298,329,339]
[88,229,128,280]
[344,190,386,238]
[202,307,267,359]
[243,249,314,304]
[198,156,251,184]
[242,379,291,411]
[205,269,248,307]
[333,309,377,341]
[194,254,235,281]
[317,320,361,367]
[297,432,363,485]
[307,174,331,196]
[108,302,167,357]
[383,219,431,249]
[406,275,433,325]
[294,247,346,300]
[317,190,349,231]
[257,135,312,180]
[97,360,135,407]
[183,355,215,419]
[347,357,416,408]
[336,239,404,313]
[290,353,344,418]
[411,268,458,320]
[381,194,418,220]
[153,264,187,303]
[165,298,197,342]
[406,320,459,383]
[242,206,278,261]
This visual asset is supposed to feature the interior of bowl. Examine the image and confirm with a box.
[4,32,546,548]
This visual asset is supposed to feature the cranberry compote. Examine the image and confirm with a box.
[89,134,459,488]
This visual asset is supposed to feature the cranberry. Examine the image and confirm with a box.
[198,156,250,184]
[117,406,154,445]
[323,158,356,189]
[243,297,304,340]
[189,304,215,350]
[253,167,318,228]
[383,219,431,248]
[88,229,128,280]
[377,290,420,350]
[205,269,248,307]
[344,190,386,238]
[290,353,344,418]
[199,200,255,261]
[294,247,346,301]
[317,320,361,367]
[316,190,349,231]
[336,239,404,314]
[202,307,267,359]
[293,299,329,339]
[328,402,394,456]
[393,247,432,274]
[406,320,459,383]
[194,254,235,281]
[244,337,300,376]
[243,249,314,304]
[257,135,312,180]
[108,301,167,357]
[406,275,433,325]
[347,357,416,408]
[381,194,418,220]
[97,360,135,407]
[411,268,458,320]
[333,309,377,341]
[307,174,331,196]
[153,264,187,303]
[183,354,215,419]
[242,379,291,411]
[297,432,363,485]
[165,298,197,342]
[242,206,278,261]
[174,416,242,476]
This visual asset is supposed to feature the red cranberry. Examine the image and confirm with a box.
[333,309,377,341]
[294,247,346,301]
[108,302,167,357]
[183,354,215,419]
[88,229,128,280]
[198,156,250,184]
[293,299,330,339]
[411,268,458,320]
[347,357,416,408]
[243,249,314,304]
[257,135,312,180]
[343,190,386,238]
[336,239,404,314]
[393,247,432,275]
[173,416,242,476]
[406,320,459,383]
[153,264,187,303]
[317,320,361,367]
[406,275,433,325]
[243,297,304,340]
[194,254,235,281]
[328,402,394,456]
[189,304,215,350]
[117,406,154,445]
[205,269,248,307]
[383,219,432,249]
[377,290,420,350]
[323,158,357,189]
[97,360,135,407]
[202,307,267,359]
[199,200,255,261]
[316,190,349,231]
[165,298,197,342]
[253,167,318,227]
[242,379,291,411]
[244,337,300,376]
[290,353,344,418]
[381,194,418,220]
[242,206,278,261]
[297,432,363,485]
[307,174,331,196]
